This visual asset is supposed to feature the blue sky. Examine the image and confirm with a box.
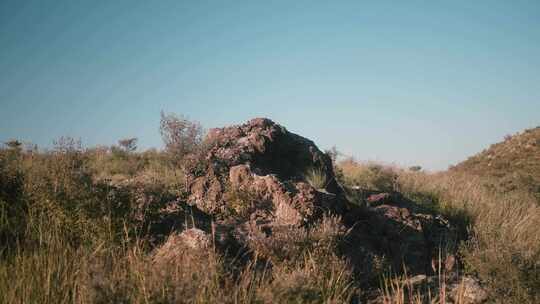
[1,1,539,170]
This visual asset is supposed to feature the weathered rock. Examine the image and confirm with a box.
[153,228,211,265]
[343,191,454,274]
[175,118,456,287]
[184,118,346,226]
[448,276,488,304]
[366,192,394,205]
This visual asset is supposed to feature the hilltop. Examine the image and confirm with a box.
[451,126,540,200]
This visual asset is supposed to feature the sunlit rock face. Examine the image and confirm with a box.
[183,117,346,226]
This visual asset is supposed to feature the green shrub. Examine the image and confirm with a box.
[303,167,328,190]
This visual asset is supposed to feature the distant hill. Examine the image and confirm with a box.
[450,126,540,200]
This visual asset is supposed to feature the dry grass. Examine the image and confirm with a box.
[2,135,539,303]
[0,141,358,303]
[376,165,539,303]
[0,216,358,304]
[338,158,398,192]
[335,160,540,302]
[0,237,89,304]
[450,126,540,201]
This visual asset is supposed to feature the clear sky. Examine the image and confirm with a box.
[1,1,539,170]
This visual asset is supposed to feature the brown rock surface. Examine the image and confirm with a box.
[153,228,211,266]
[184,118,346,226]
[344,191,454,274]
[448,276,488,303]
[174,118,455,282]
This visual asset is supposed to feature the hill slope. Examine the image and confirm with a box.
[451,126,540,200]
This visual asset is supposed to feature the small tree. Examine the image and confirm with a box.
[4,139,22,151]
[159,111,203,161]
[325,146,340,164]
[118,137,138,152]
[409,165,422,172]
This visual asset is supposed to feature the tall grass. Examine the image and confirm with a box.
[338,159,398,192]
[0,142,358,303]
[341,161,540,303]
[340,160,540,257]
[303,167,329,190]
[2,142,539,303]
[0,213,358,303]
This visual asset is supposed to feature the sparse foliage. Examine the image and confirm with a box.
[4,139,22,150]
[451,126,540,202]
[409,165,422,172]
[159,111,203,162]
[325,146,340,164]
[118,137,138,152]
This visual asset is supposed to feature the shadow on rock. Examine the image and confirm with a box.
[146,118,468,301]
[342,190,458,278]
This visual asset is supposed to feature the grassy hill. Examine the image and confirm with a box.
[450,126,540,201]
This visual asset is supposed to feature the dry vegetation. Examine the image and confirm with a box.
[450,126,540,202]
[0,140,356,303]
[1,119,539,303]
[334,157,539,303]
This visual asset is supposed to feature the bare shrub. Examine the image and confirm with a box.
[159,111,203,162]
[117,138,138,152]
[409,165,422,172]
[3,139,22,151]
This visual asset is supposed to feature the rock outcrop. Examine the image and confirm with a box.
[152,118,461,295]
[184,118,346,226]
[344,191,455,274]
[178,119,456,272]
[139,117,487,302]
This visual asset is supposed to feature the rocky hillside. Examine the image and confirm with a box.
[450,126,540,200]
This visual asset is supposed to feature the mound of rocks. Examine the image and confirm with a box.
[344,191,455,274]
[152,118,467,294]
[178,119,456,270]
[184,118,347,227]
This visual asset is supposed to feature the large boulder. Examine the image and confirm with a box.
[184,118,346,226]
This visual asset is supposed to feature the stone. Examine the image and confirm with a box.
[343,191,454,274]
[152,228,211,265]
[183,118,346,226]
[448,276,488,303]
[175,118,456,284]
